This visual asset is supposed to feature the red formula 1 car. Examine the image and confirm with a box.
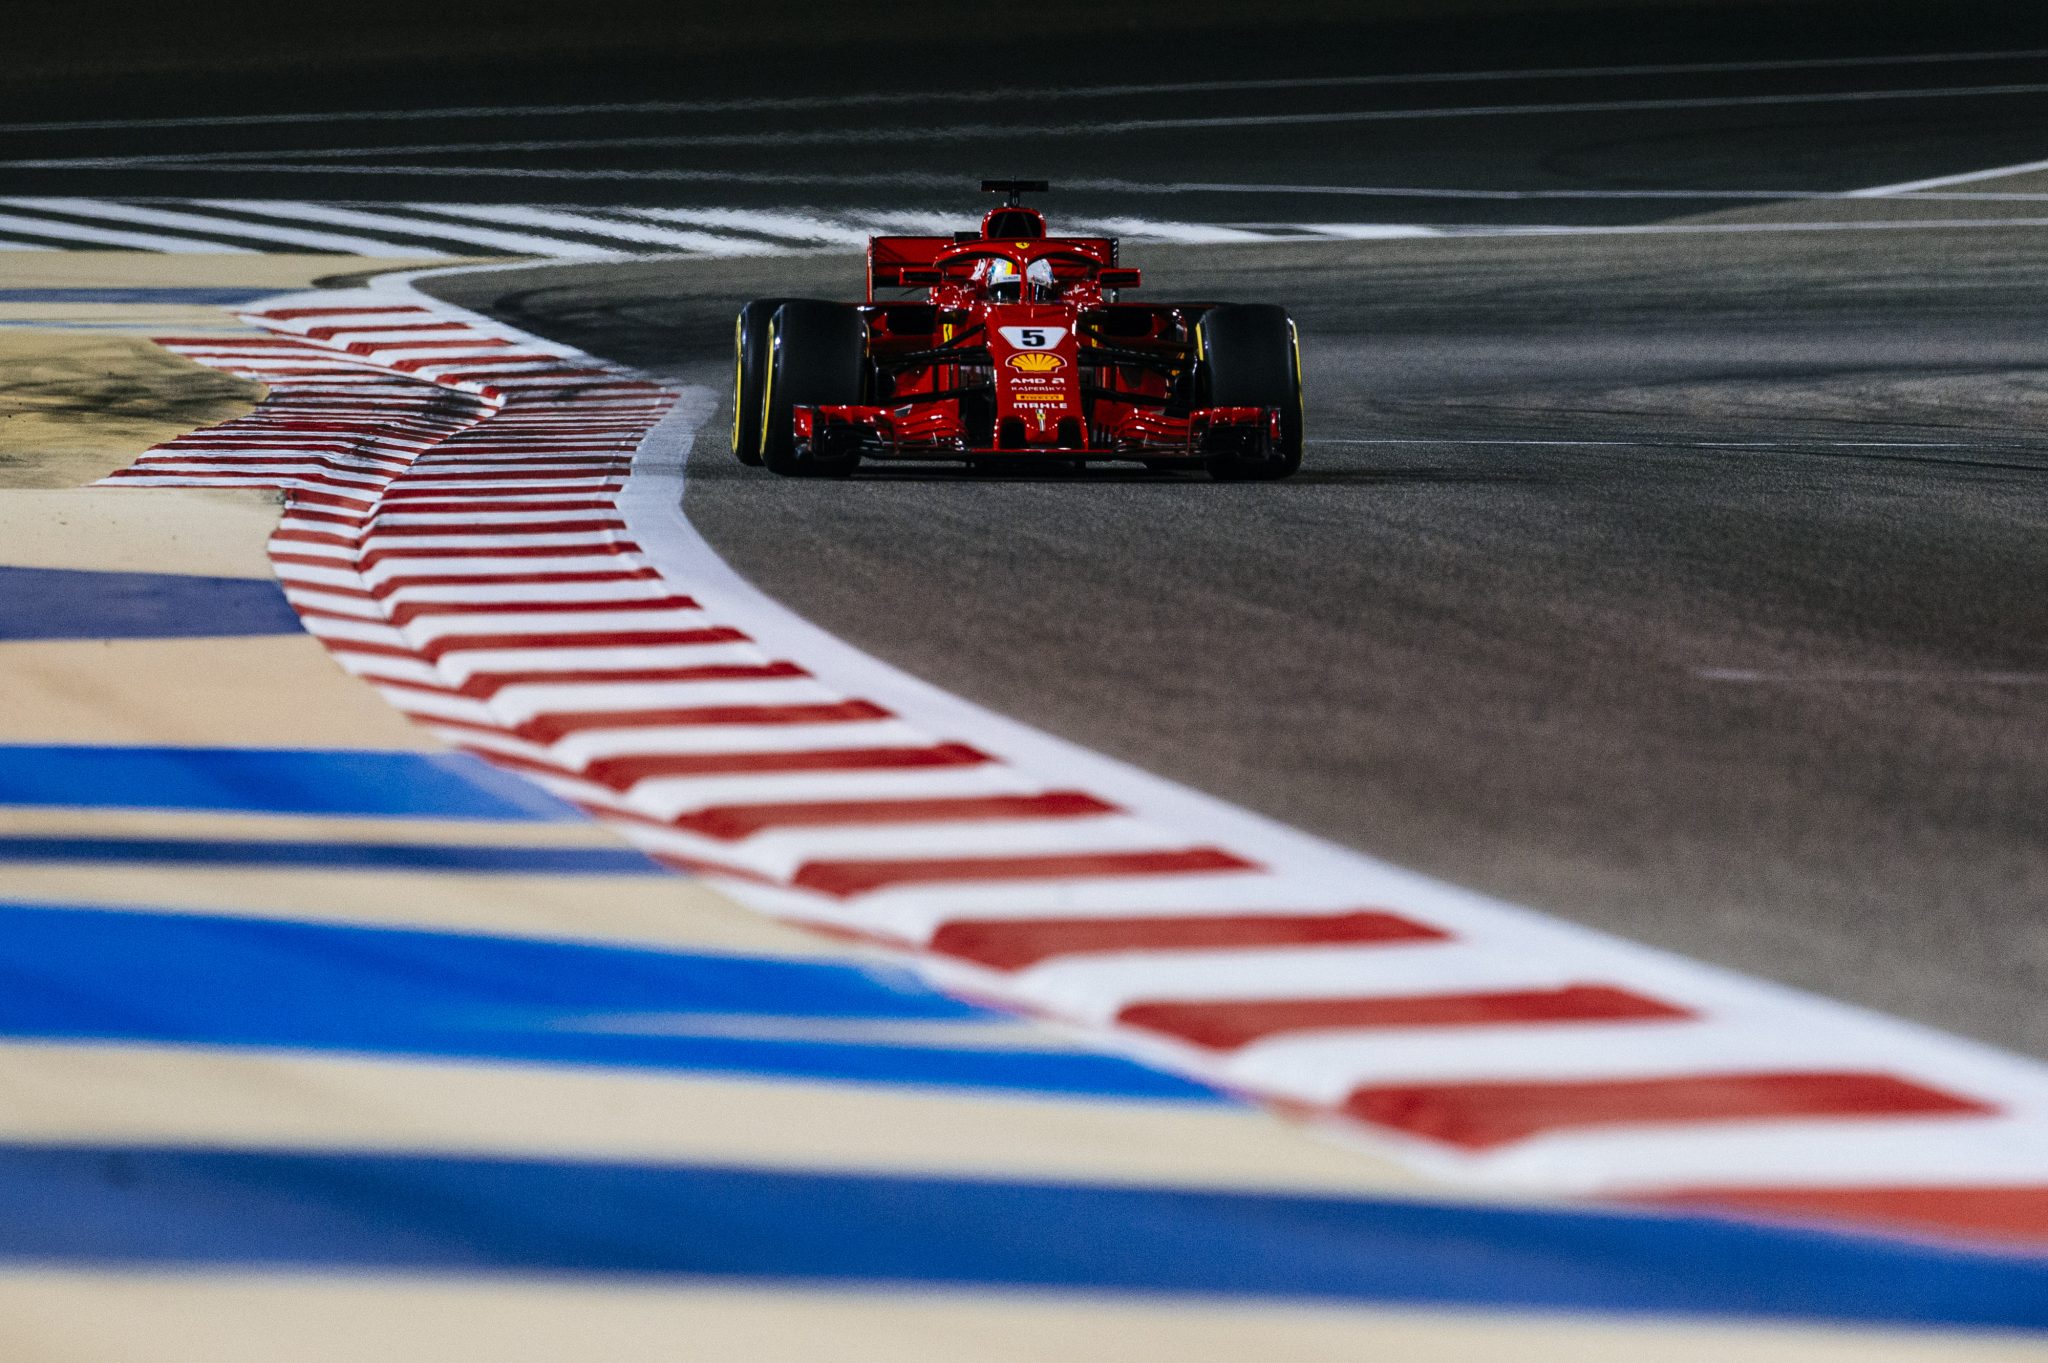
[732,181,1303,480]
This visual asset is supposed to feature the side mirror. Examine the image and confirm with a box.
[1098,268,1141,290]
[899,268,942,287]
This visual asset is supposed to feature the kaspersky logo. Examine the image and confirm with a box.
[1006,351,1066,373]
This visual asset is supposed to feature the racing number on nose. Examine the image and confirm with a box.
[998,325,1067,348]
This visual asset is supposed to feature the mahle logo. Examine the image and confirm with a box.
[1007,352,1066,373]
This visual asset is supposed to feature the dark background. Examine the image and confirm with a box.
[11,2,2048,99]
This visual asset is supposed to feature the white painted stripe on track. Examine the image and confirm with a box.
[1014,943,1588,1010]
[1215,1024,1967,1100]
[0,208,260,253]
[411,203,790,255]
[1044,179,2048,201]
[0,197,450,255]
[189,199,618,257]
[533,721,939,765]
[1696,667,2048,684]
[298,614,413,644]
[623,206,874,245]
[1563,1118,2048,1192]
[481,680,842,718]
[364,511,631,528]
[1268,223,1457,241]
[1493,1114,2048,1191]
[721,869,1306,934]
[345,532,628,551]
[364,581,674,606]
[1492,217,2048,238]
[411,644,771,681]
[643,820,1192,883]
[379,475,625,487]
[1060,217,1283,244]
[625,769,1048,820]
[1848,154,2048,196]
[350,553,645,585]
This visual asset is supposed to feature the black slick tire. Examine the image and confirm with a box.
[761,301,868,478]
[731,297,801,465]
[1194,304,1304,481]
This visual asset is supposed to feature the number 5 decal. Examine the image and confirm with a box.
[998,325,1068,349]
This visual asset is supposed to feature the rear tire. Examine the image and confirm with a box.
[731,297,802,465]
[761,301,868,478]
[1194,304,1304,482]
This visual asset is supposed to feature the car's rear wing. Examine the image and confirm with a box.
[868,234,1120,299]
[867,237,953,297]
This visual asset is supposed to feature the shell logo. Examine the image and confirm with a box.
[1007,351,1067,373]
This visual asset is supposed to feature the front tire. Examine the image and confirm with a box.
[731,297,802,465]
[1194,304,1304,481]
[761,301,868,478]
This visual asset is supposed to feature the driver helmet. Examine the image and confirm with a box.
[980,257,1022,302]
[1025,257,1057,302]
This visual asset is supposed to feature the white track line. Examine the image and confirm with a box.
[1495,217,2048,237]
[0,208,258,253]
[408,203,784,255]
[0,197,448,256]
[622,206,873,246]
[1696,668,2048,685]
[189,200,621,258]
[1850,154,2048,196]
[1076,180,2048,201]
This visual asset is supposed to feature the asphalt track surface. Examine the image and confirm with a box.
[429,223,2048,1062]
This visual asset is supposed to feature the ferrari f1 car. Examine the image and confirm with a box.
[732,181,1303,479]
